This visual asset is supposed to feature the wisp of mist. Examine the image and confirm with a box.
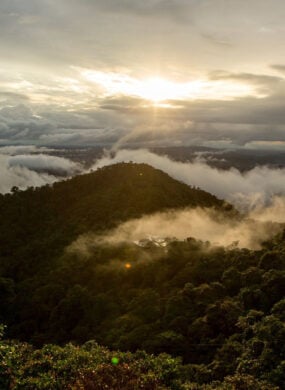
[69,207,282,254]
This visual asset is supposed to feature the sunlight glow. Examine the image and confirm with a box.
[133,77,189,102]
[81,69,257,103]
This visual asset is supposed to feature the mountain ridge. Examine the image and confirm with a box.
[0,162,232,280]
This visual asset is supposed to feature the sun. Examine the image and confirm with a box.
[81,69,189,102]
[134,77,188,102]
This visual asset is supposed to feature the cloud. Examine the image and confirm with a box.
[0,148,82,193]
[271,64,285,74]
[201,32,234,48]
[1,85,285,153]
[244,140,285,151]
[8,154,81,175]
[0,104,56,143]
[0,154,58,194]
[209,71,283,95]
[250,195,285,223]
[92,149,285,210]
[0,0,285,81]
[1,1,285,149]
[1,57,285,149]
[0,92,29,106]
[93,0,192,21]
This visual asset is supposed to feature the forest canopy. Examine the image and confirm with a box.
[0,163,284,389]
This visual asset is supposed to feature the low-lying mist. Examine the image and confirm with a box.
[69,204,284,255]
[108,208,282,250]
[0,149,81,194]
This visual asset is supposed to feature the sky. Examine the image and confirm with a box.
[1,0,285,149]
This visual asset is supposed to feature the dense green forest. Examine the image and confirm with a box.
[0,163,284,389]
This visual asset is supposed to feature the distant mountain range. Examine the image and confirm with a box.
[47,145,285,172]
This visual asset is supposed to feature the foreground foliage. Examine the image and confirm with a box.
[0,330,279,389]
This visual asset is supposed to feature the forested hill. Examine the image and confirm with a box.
[0,163,284,389]
[1,161,228,231]
[0,162,229,278]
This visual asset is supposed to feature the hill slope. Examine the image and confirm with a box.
[0,162,229,279]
